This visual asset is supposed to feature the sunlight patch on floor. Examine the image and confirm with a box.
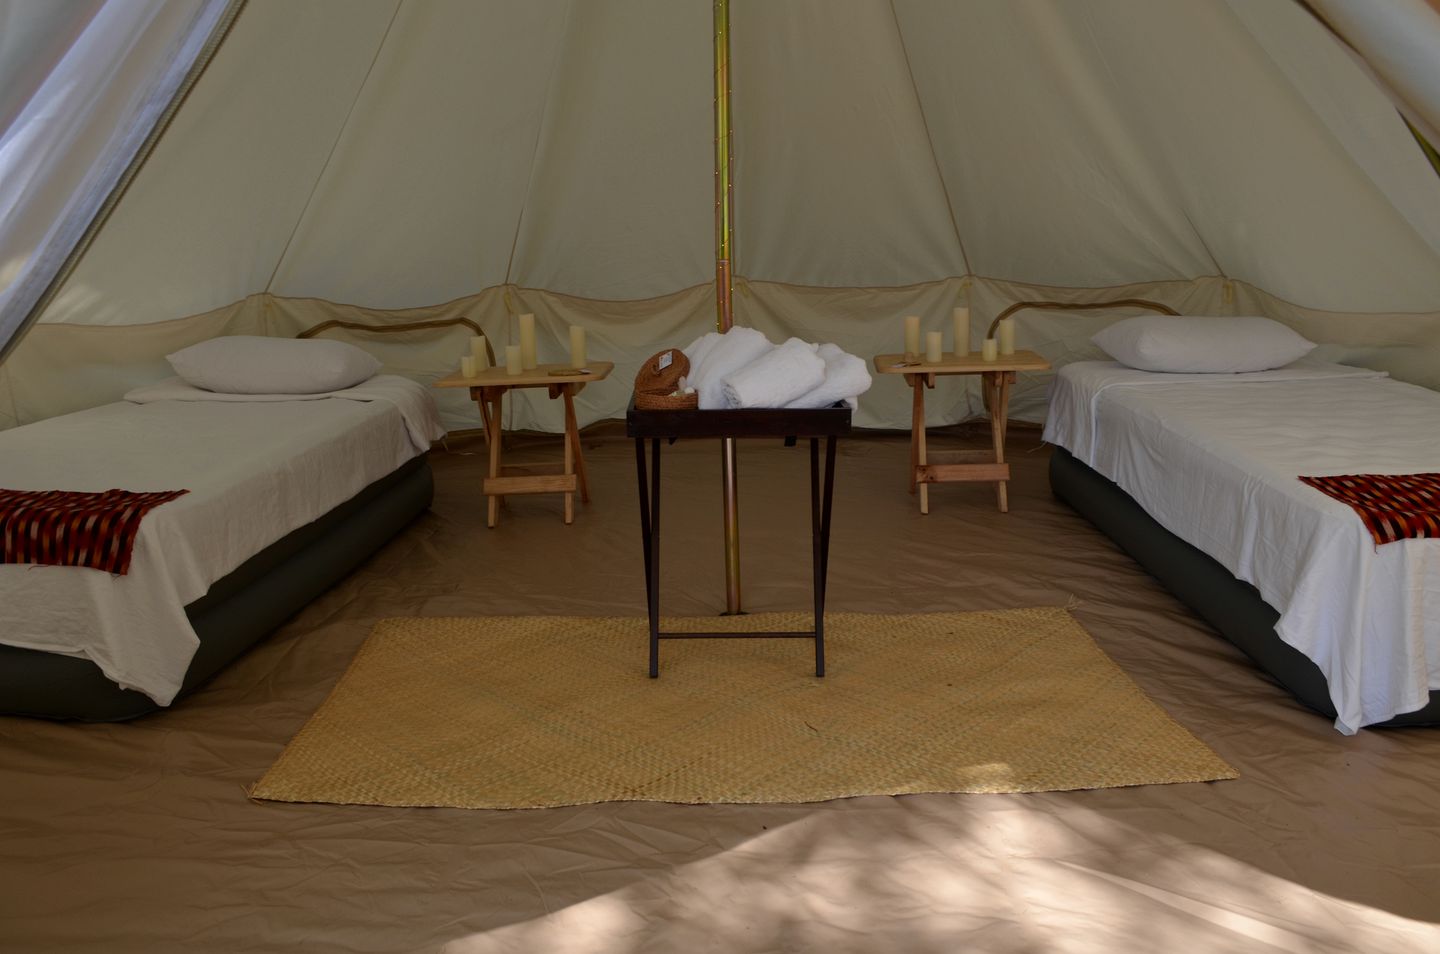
[437,804,1437,954]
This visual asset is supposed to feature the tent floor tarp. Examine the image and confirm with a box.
[0,427,1436,953]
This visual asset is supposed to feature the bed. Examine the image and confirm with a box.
[1044,358,1440,732]
[0,375,443,721]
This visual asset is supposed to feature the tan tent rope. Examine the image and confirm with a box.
[297,316,493,364]
[984,298,1179,340]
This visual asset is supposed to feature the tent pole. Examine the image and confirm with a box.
[714,0,742,615]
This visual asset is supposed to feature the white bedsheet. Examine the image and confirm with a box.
[1044,360,1440,732]
[0,376,443,705]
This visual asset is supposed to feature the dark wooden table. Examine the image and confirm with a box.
[626,402,853,677]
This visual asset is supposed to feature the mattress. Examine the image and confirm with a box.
[0,376,443,706]
[1043,360,1440,732]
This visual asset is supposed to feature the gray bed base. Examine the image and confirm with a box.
[1049,447,1439,727]
[0,455,434,722]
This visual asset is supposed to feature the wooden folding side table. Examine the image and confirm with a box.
[873,350,1051,514]
[434,361,614,527]
[625,402,852,678]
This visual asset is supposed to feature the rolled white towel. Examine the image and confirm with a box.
[784,343,873,410]
[682,332,722,381]
[689,327,774,409]
[721,337,827,409]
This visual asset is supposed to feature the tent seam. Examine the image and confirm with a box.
[885,0,972,280]
[261,0,405,295]
[42,273,1433,328]
[498,1,574,435]
[501,2,576,293]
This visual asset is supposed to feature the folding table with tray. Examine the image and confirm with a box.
[626,400,852,678]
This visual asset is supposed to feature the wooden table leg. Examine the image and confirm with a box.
[987,371,1013,513]
[470,387,491,447]
[562,386,590,505]
[562,401,575,526]
[902,372,938,514]
[907,372,933,513]
[648,438,662,677]
[908,375,921,496]
[484,387,504,527]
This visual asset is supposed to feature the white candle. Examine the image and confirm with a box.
[982,338,998,362]
[505,344,523,375]
[925,330,943,364]
[952,306,970,355]
[460,355,477,379]
[569,325,587,370]
[998,317,1016,355]
[518,313,537,370]
[469,335,490,370]
[904,315,921,357]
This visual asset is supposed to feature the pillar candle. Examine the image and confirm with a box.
[998,317,1016,355]
[904,315,921,357]
[982,338,998,362]
[518,313,537,370]
[569,325,587,369]
[952,306,970,355]
[469,335,490,370]
[460,355,477,379]
[505,344,523,375]
[925,330,943,363]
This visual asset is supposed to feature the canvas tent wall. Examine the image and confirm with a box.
[1,0,1438,436]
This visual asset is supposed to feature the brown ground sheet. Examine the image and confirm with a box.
[1,425,1437,953]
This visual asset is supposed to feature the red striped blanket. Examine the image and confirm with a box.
[1298,473,1440,546]
[0,488,189,575]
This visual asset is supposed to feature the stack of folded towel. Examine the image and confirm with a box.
[683,328,872,411]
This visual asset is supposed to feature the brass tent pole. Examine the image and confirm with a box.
[714,0,742,614]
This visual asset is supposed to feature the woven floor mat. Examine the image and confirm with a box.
[251,608,1236,808]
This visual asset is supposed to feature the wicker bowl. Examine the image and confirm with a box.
[635,389,699,410]
[634,348,698,410]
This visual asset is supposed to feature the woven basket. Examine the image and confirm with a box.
[634,349,698,410]
[635,389,700,410]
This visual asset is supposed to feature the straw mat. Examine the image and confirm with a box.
[251,608,1235,808]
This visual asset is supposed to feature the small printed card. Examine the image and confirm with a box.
[658,350,673,371]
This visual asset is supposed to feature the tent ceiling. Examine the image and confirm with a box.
[12,0,1440,330]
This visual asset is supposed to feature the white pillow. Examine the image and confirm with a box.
[166,336,382,394]
[1092,316,1315,373]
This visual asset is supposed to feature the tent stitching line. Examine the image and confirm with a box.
[501,3,575,293]
[1177,209,1225,283]
[499,1,574,434]
[260,0,405,301]
[115,272,1435,327]
[68,271,1440,328]
[886,0,972,281]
